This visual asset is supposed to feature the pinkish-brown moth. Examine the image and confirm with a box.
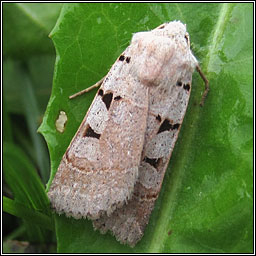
[48,21,209,247]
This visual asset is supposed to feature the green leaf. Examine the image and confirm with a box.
[3,97,13,143]
[39,3,253,253]
[3,143,53,243]
[3,3,62,59]
[3,60,51,183]
[3,55,56,116]
[3,196,54,231]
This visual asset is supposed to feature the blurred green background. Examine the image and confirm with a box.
[3,3,253,253]
[3,3,62,253]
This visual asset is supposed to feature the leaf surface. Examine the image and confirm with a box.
[3,143,52,242]
[3,3,62,58]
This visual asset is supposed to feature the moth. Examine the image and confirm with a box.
[48,21,209,247]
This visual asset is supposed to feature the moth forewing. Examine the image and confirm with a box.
[48,43,150,219]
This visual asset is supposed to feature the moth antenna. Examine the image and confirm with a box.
[69,76,105,99]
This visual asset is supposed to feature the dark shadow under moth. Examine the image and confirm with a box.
[48,21,208,247]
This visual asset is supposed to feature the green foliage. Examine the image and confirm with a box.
[3,3,62,58]
[3,196,54,231]
[3,3,62,183]
[3,2,253,253]
[3,2,62,250]
[3,143,53,242]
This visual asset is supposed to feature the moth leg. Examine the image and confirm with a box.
[196,65,209,106]
[69,76,105,99]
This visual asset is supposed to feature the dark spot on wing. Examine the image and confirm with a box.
[156,115,161,122]
[98,89,104,96]
[144,157,161,168]
[176,81,182,87]
[119,55,125,61]
[158,119,172,133]
[83,125,101,139]
[172,123,180,130]
[102,93,113,110]
[158,119,180,133]
[114,95,122,101]
[183,83,190,91]
[126,57,131,63]
[158,24,165,29]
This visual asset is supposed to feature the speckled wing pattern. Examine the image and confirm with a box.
[48,43,150,219]
[48,20,198,246]
[92,21,198,246]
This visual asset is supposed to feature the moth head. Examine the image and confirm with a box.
[154,21,189,46]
